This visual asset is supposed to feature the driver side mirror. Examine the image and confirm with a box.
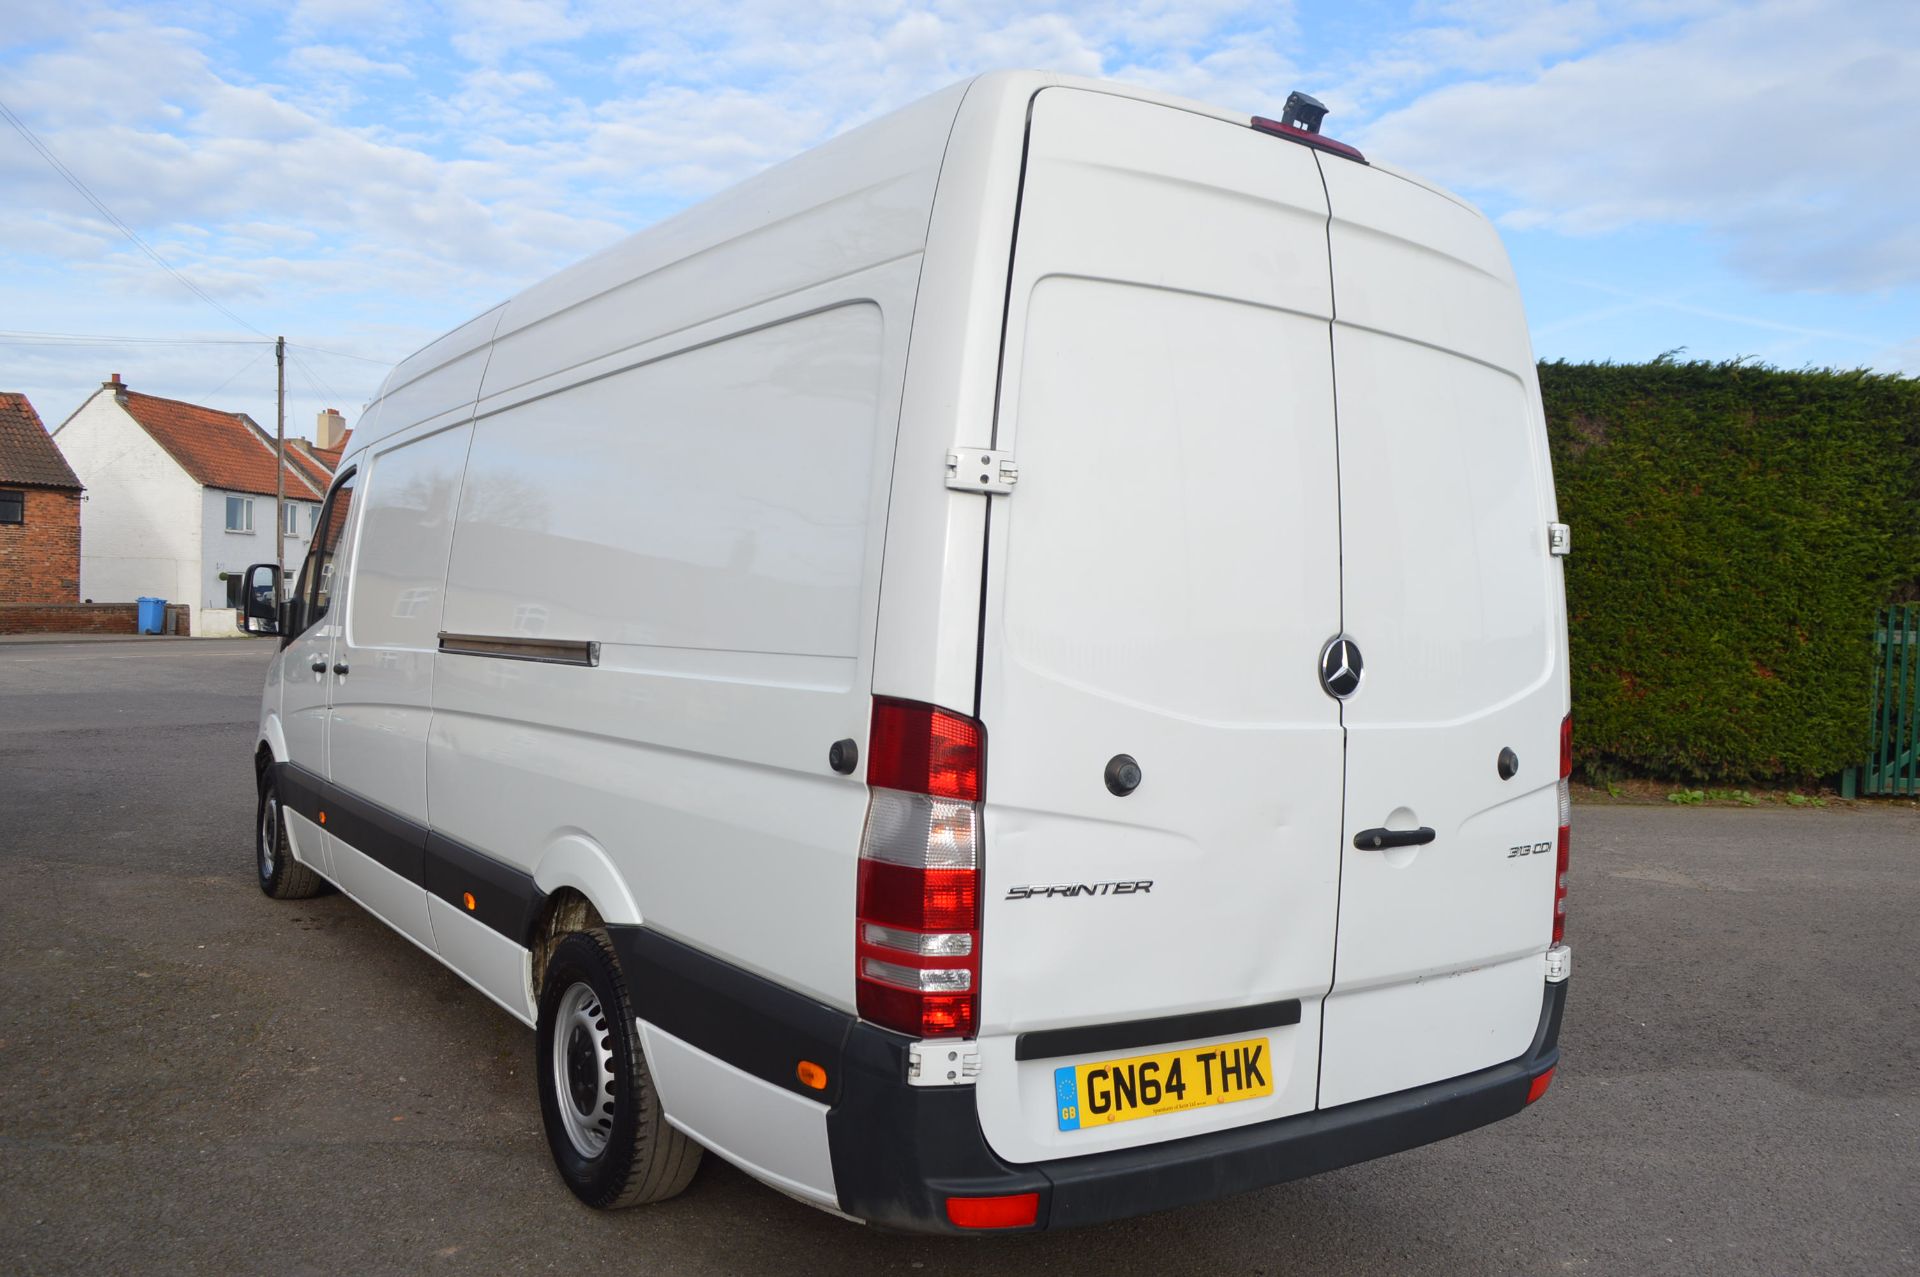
[240,563,283,636]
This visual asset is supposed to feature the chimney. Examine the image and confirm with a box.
[103,373,128,402]
[316,407,346,450]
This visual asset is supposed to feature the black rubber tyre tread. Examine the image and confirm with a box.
[537,928,702,1209]
[257,774,324,900]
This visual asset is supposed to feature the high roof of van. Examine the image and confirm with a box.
[353,71,1480,459]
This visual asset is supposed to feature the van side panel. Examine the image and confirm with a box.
[431,282,914,1010]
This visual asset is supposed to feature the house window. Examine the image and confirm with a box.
[283,503,301,536]
[308,505,320,537]
[225,495,253,533]
[0,490,22,524]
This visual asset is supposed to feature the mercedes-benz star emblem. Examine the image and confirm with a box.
[1319,635,1364,700]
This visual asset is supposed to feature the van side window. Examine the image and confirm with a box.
[290,470,357,635]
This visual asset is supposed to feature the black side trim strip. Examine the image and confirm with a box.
[424,831,541,943]
[270,761,541,945]
[1015,998,1302,1062]
[608,925,854,1105]
[438,632,599,666]
[275,760,326,827]
[320,781,426,884]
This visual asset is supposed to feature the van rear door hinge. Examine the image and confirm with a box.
[907,1039,981,1087]
[947,449,1018,495]
[1548,522,1571,556]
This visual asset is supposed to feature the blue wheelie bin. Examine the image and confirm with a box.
[136,597,167,634]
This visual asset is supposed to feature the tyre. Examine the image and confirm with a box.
[256,770,324,900]
[537,930,702,1209]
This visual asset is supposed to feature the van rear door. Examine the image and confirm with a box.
[969,88,1345,1165]
[1314,160,1568,1108]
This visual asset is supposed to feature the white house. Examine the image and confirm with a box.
[52,375,339,633]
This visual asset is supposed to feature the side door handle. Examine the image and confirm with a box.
[1353,826,1436,850]
[310,660,327,674]
[332,662,349,676]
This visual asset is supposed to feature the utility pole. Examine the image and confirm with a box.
[275,335,286,574]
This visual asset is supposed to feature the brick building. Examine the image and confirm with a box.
[0,392,84,603]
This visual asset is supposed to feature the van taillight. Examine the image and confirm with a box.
[1555,714,1571,946]
[857,698,984,1038]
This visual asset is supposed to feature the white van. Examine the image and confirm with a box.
[243,71,1571,1232]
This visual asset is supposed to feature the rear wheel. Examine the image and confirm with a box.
[256,771,324,900]
[537,930,701,1208]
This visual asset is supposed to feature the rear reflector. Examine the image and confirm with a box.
[1250,115,1368,164]
[858,699,986,1038]
[1526,1066,1556,1105]
[946,1192,1039,1230]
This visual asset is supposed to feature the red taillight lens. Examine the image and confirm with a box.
[869,697,983,801]
[1526,1065,1556,1105]
[946,1192,1039,1230]
[1554,713,1571,946]
[857,699,985,1039]
[858,859,977,932]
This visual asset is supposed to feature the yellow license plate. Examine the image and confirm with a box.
[1054,1036,1272,1130]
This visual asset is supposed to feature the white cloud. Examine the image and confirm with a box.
[1358,0,1920,290]
[284,44,415,80]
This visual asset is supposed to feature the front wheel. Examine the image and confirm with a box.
[256,771,324,900]
[537,930,702,1208]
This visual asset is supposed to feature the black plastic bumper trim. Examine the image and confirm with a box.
[1015,998,1302,1062]
[829,978,1567,1233]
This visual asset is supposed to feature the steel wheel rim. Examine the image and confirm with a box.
[260,793,280,879]
[552,980,616,1158]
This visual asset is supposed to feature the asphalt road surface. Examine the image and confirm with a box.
[2,638,1915,1275]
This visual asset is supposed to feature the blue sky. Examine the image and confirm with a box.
[2,0,1915,440]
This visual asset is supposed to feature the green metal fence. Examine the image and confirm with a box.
[1848,604,1919,797]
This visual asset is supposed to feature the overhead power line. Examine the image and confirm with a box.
[286,340,393,367]
[0,329,394,370]
[198,347,271,403]
[0,329,268,347]
[0,94,270,338]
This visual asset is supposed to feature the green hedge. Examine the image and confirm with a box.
[1541,358,1920,784]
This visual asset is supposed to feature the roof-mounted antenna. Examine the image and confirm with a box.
[1279,91,1328,135]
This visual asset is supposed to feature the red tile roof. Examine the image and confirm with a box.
[311,428,352,471]
[282,437,339,492]
[0,393,82,490]
[116,388,325,501]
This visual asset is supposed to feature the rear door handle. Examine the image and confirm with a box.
[310,660,327,673]
[332,663,349,676]
[1353,826,1436,850]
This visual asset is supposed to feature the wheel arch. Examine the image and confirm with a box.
[526,834,642,999]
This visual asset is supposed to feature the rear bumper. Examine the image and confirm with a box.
[608,925,1567,1234]
[830,977,1567,1232]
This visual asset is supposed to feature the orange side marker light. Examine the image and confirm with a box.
[462,891,477,912]
[795,1060,828,1091]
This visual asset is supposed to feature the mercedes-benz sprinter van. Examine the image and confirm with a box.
[243,70,1573,1233]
